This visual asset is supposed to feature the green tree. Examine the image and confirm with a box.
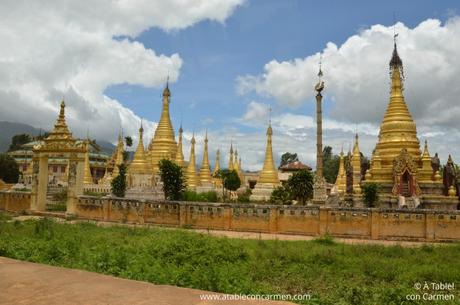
[159,159,185,200]
[125,136,133,147]
[270,186,292,205]
[111,164,127,198]
[286,169,314,205]
[8,134,32,151]
[221,169,241,192]
[323,146,340,183]
[279,152,299,169]
[363,183,379,207]
[0,154,20,183]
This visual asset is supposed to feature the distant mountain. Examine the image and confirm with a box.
[0,121,44,152]
[0,121,116,155]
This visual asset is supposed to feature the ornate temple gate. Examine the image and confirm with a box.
[29,100,86,214]
[392,149,421,197]
[30,147,85,214]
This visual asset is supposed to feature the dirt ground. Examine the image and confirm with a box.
[0,257,294,305]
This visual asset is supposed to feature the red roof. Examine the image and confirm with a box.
[280,161,312,171]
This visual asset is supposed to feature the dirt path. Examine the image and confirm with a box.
[0,257,294,305]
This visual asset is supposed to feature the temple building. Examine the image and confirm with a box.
[356,42,458,209]
[250,120,280,201]
[147,81,178,174]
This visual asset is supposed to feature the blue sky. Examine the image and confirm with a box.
[105,0,458,135]
[1,0,460,169]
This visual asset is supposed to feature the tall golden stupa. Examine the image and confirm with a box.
[148,81,178,173]
[250,119,280,201]
[363,42,457,209]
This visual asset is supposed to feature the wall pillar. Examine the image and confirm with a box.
[425,212,436,241]
[268,207,278,233]
[67,152,85,215]
[318,207,328,235]
[31,153,48,211]
[370,209,380,240]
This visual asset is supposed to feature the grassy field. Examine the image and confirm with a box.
[0,214,459,305]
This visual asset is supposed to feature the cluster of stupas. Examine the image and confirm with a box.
[330,41,458,210]
[26,39,459,210]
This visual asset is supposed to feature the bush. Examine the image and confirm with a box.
[270,186,292,205]
[287,170,313,204]
[159,159,185,200]
[181,190,218,202]
[237,188,252,203]
[111,164,127,198]
[0,153,20,183]
[363,183,379,207]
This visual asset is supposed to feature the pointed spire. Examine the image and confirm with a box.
[228,141,234,170]
[44,99,76,147]
[199,130,212,185]
[129,121,151,175]
[257,119,279,185]
[213,149,221,176]
[175,123,185,167]
[83,139,93,184]
[149,77,177,173]
[334,148,346,195]
[112,132,124,176]
[185,134,199,188]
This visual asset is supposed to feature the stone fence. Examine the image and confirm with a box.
[74,196,460,242]
[1,191,459,242]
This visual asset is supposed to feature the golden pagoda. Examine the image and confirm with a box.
[228,142,234,170]
[363,41,455,209]
[250,121,280,201]
[212,149,222,187]
[233,149,244,182]
[43,100,76,149]
[185,134,199,189]
[199,131,213,186]
[148,81,178,173]
[351,134,362,194]
[112,133,124,177]
[129,122,151,175]
[83,139,93,184]
[334,148,346,195]
[175,125,185,167]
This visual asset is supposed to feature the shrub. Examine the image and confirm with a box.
[237,188,252,203]
[111,164,127,198]
[286,169,313,204]
[181,190,218,202]
[363,183,379,207]
[270,186,292,205]
[159,159,185,200]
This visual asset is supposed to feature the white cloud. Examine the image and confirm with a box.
[236,17,460,168]
[237,18,460,128]
[241,101,270,124]
[0,0,243,144]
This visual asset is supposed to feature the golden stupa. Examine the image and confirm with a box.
[334,148,346,195]
[83,139,93,184]
[148,81,178,173]
[129,122,152,175]
[185,134,199,188]
[364,42,448,203]
[175,125,185,167]
[112,133,124,177]
[43,100,76,149]
[199,131,213,185]
[212,149,222,187]
[250,120,280,201]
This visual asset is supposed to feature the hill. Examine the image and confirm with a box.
[0,121,43,152]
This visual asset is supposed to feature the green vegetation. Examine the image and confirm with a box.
[181,190,218,202]
[46,203,67,212]
[159,159,185,200]
[0,216,458,304]
[218,169,241,192]
[270,186,292,205]
[279,152,299,169]
[8,133,32,151]
[363,183,379,207]
[0,153,20,183]
[111,164,127,198]
[270,169,314,205]
[237,188,252,203]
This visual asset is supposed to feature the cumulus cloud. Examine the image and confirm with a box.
[237,18,460,128]
[0,0,243,145]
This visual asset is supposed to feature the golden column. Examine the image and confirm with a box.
[250,117,280,201]
[185,134,199,189]
[83,139,93,184]
[129,122,152,175]
[175,125,185,167]
[199,131,213,186]
[212,149,222,187]
[148,81,178,173]
[228,142,234,170]
[112,133,124,177]
[351,134,362,194]
[334,148,346,195]
[313,63,327,203]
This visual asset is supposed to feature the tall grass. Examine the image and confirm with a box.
[0,214,458,304]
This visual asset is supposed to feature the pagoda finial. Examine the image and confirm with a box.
[163,75,171,97]
[315,56,325,94]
